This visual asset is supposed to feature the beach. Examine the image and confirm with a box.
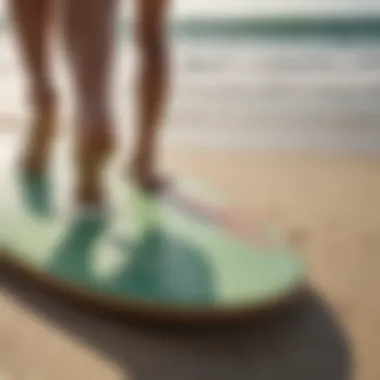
[2,139,380,380]
[1,5,380,380]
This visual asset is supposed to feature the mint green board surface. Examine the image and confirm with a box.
[1,146,306,320]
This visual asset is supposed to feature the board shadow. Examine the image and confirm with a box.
[2,267,352,380]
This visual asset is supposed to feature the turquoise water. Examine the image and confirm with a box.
[2,16,380,41]
[164,17,380,40]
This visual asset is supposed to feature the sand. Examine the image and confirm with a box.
[1,135,379,380]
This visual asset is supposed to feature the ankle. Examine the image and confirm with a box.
[75,180,105,209]
[30,85,56,112]
[77,123,114,158]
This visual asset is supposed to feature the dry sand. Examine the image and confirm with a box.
[1,136,379,380]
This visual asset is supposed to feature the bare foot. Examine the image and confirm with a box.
[75,181,106,211]
[129,159,170,193]
[131,172,169,193]
[20,169,55,218]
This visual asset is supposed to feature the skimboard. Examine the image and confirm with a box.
[1,140,306,322]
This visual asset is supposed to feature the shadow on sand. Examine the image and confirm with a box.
[3,174,352,380]
[2,266,351,380]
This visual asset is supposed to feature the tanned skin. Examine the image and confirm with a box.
[9,0,169,208]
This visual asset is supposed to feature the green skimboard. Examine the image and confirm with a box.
[1,145,306,321]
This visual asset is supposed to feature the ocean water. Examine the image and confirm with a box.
[1,16,380,151]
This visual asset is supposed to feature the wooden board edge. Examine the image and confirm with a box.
[2,246,308,326]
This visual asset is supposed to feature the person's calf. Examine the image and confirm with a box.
[128,42,169,192]
[74,117,115,210]
[21,85,57,174]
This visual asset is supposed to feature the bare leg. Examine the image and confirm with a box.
[8,0,56,172]
[61,0,117,207]
[130,0,169,191]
